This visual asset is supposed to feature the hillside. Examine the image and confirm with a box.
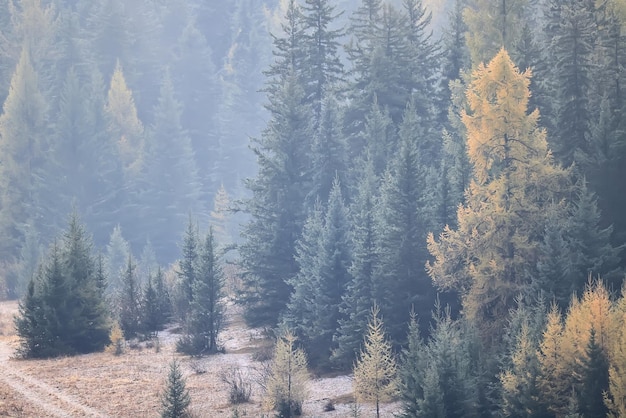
[0,300,400,417]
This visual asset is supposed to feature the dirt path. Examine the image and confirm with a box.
[0,339,109,418]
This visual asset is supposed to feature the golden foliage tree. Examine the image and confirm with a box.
[605,283,626,417]
[105,60,144,175]
[537,304,570,416]
[353,304,399,418]
[427,48,572,343]
[263,330,309,417]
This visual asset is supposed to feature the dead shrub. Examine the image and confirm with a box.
[220,366,252,404]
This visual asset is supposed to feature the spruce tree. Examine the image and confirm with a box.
[15,214,110,358]
[375,100,435,343]
[544,0,596,170]
[104,224,130,295]
[161,360,191,418]
[117,255,141,339]
[61,213,110,353]
[398,312,426,418]
[577,328,610,418]
[333,156,379,369]
[176,217,198,321]
[139,71,201,263]
[239,73,313,327]
[177,227,224,355]
[15,263,54,358]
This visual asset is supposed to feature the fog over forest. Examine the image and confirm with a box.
[3,0,626,416]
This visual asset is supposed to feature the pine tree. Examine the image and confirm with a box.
[333,156,379,369]
[464,0,533,66]
[300,0,344,123]
[309,179,352,366]
[14,214,110,358]
[104,224,130,295]
[306,94,348,207]
[411,305,477,418]
[353,304,399,418]
[398,311,426,417]
[176,217,198,321]
[239,73,313,327]
[117,255,141,339]
[171,17,221,198]
[544,0,596,170]
[161,360,191,418]
[61,213,110,353]
[177,227,224,355]
[142,276,161,335]
[263,331,309,417]
[577,328,610,418]
[138,71,201,263]
[375,99,437,344]
[15,262,53,358]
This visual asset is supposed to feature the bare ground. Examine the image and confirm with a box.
[0,301,400,417]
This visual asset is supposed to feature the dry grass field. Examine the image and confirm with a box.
[0,301,400,417]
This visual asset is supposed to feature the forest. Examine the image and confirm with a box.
[3,0,626,417]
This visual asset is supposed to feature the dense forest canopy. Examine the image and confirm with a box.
[4,0,626,415]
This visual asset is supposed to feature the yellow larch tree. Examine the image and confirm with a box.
[263,330,309,417]
[537,304,570,416]
[353,303,399,418]
[605,283,626,417]
[105,60,144,176]
[427,48,572,344]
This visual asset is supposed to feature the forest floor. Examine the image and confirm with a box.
[0,300,401,417]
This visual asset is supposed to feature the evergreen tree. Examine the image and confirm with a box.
[15,259,54,358]
[309,179,352,366]
[138,71,201,263]
[14,214,110,358]
[61,213,110,353]
[176,217,198,321]
[154,266,172,326]
[104,224,130,295]
[401,304,477,418]
[281,202,324,340]
[117,255,141,339]
[353,304,399,418]
[171,18,220,199]
[375,100,435,343]
[398,312,426,418]
[161,360,191,418]
[177,227,224,355]
[544,0,596,171]
[306,94,348,207]
[577,328,610,418]
[333,156,379,369]
[239,74,313,327]
[300,0,344,123]
[464,0,532,66]
[142,275,161,335]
